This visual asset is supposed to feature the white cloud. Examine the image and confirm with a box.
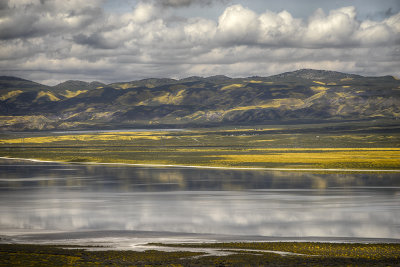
[157,0,229,7]
[217,5,259,44]
[132,2,160,23]
[0,1,399,84]
[258,10,302,46]
[184,18,217,44]
[304,7,359,47]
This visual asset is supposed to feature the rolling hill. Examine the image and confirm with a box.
[0,69,399,130]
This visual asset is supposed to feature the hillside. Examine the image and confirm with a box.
[0,69,399,130]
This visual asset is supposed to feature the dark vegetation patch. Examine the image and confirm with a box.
[1,242,399,266]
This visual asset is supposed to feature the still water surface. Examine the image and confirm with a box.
[0,158,399,245]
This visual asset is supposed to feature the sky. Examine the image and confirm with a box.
[0,0,399,85]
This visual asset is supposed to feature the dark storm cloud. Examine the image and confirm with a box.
[73,33,119,49]
[0,0,104,40]
[0,0,9,10]
[0,15,39,40]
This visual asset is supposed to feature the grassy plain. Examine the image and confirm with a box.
[1,242,399,266]
[0,123,399,170]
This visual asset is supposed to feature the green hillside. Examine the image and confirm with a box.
[0,69,399,131]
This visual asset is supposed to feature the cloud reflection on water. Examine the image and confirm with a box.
[0,159,399,240]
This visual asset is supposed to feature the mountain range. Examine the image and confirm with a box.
[1,69,399,131]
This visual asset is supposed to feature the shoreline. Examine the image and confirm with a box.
[2,229,400,266]
[2,230,400,255]
[1,156,400,173]
[3,229,400,245]
[1,241,399,266]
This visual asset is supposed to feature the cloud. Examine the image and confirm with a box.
[157,0,229,8]
[0,0,104,40]
[257,10,302,46]
[217,4,259,44]
[73,33,120,49]
[131,2,161,23]
[213,5,399,48]
[304,7,359,47]
[0,1,399,84]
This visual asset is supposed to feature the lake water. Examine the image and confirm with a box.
[0,158,399,247]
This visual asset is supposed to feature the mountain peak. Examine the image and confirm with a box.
[179,76,204,82]
[52,80,105,92]
[204,75,231,82]
[0,76,31,82]
[0,76,50,91]
[54,80,90,87]
[271,69,363,80]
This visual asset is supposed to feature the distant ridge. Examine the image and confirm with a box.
[270,69,363,80]
[0,76,31,81]
[0,76,50,91]
[0,69,396,88]
[1,69,399,130]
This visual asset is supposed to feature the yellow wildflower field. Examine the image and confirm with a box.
[215,149,400,169]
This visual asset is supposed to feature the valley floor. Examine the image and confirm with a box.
[0,123,399,170]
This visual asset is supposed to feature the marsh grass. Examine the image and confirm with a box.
[154,242,400,259]
[0,244,202,267]
[1,242,399,266]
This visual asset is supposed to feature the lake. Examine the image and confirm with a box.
[0,158,399,248]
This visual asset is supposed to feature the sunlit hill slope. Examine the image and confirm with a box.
[0,69,399,130]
